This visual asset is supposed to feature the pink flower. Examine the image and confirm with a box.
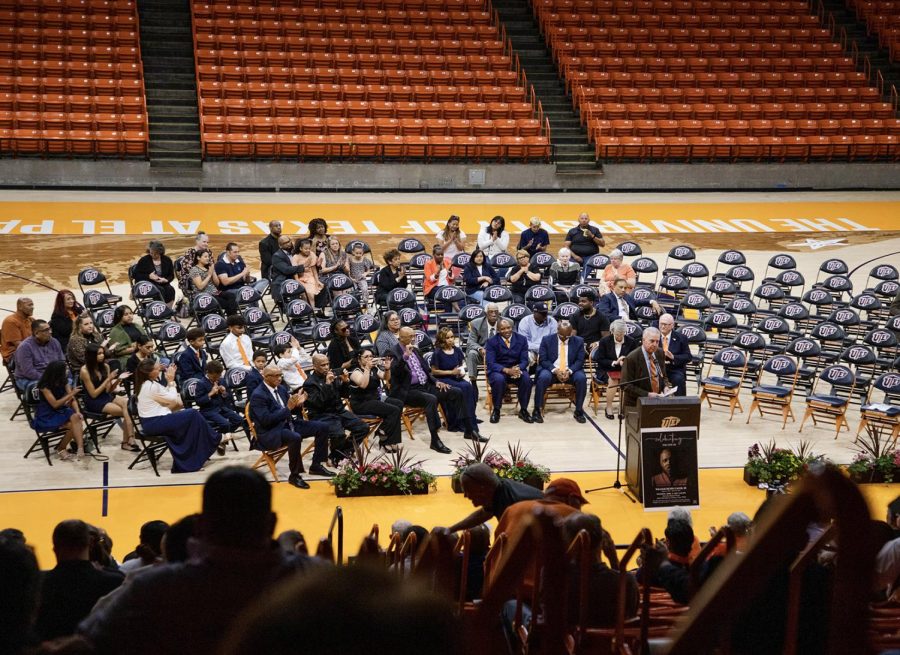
[360,476,368,482]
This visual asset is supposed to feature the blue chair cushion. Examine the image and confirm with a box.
[752,384,791,397]
[862,404,900,417]
[808,394,847,407]
[702,376,740,389]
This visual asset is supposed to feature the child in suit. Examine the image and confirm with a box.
[176,328,208,381]
[195,360,245,440]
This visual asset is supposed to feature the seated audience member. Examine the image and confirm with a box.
[245,350,268,396]
[80,467,325,654]
[347,242,375,308]
[424,244,458,310]
[304,354,367,468]
[66,312,104,372]
[194,360,245,442]
[276,529,308,557]
[517,216,550,256]
[446,463,543,532]
[563,212,605,265]
[375,310,402,357]
[603,248,637,291]
[80,343,136,451]
[477,215,509,259]
[375,249,409,307]
[2,297,34,364]
[430,327,479,434]
[517,302,557,366]
[187,249,221,298]
[119,520,168,577]
[176,328,208,381]
[134,240,176,307]
[221,565,461,655]
[348,348,403,452]
[465,302,501,394]
[250,366,331,487]
[108,305,149,369]
[657,313,692,396]
[35,519,124,642]
[0,529,41,655]
[35,360,86,461]
[548,247,581,288]
[463,248,499,307]
[592,320,639,419]
[436,214,466,265]
[570,289,609,346]
[485,318,533,424]
[309,217,330,256]
[639,518,695,604]
[388,327,483,453]
[293,238,324,309]
[319,235,348,286]
[534,321,587,424]
[507,249,542,303]
[134,359,223,473]
[161,514,199,563]
[328,319,360,372]
[269,235,306,303]
[220,314,254,371]
[258,221,281,281]
[462,523,491,601]
[126,335,165,374]
[178,231,211,291]
[49,290,83,354]
[496,478,590,539]
[215,242,251,314]
[13,319,64,390]
[599,277,662,324]
[274,339,311,390]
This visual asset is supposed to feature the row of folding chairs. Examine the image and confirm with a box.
[197,82,530,103]
[559,54,858,74]
[0,92,145,113]
[198,98,537,119]
[0,44,140,61]
[588,117,900,138]
[535,0,811,14]
[200,116,545,137]
[0,110,146,130]
[194,66,520,86]
[580,101,896,122]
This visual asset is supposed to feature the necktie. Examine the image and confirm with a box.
[489,325,495,339]
[295,363,307,381]
[663,335,669,354]
[559,338,567,371]
[649,355,659,393]
[195,348,201,362]
[272,388,284,407]
[236,337,250,366]
[503,338,510,349]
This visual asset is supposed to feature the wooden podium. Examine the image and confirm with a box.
[625,396,702,503]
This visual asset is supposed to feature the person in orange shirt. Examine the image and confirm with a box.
[602,249,637,292]
[424,244,459,311]
[1,297,34,363]
[494,477,589,539]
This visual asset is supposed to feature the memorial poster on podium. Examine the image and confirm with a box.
[640,426,700,510]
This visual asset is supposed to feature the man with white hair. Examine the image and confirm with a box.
[621,326,670,407]
[466,303,501,395]
[657,313,692,396]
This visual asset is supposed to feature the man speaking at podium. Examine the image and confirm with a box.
[621,327,671,408]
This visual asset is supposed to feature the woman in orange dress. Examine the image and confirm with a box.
[292,238,324,307]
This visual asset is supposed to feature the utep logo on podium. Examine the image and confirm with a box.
[660,416,681,428]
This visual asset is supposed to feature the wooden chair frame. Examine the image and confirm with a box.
[746,355,800,430]
[244,403,290,482]
[699,347,748,420]
[799,364,856,439]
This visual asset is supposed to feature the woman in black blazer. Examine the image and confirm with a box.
[133,240,176,306]
[591,319,638,419]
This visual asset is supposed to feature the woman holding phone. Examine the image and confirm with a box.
[348,349,403,452]
[34,360,85,461]
[80,343,137,451]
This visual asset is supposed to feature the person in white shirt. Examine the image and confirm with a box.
[517,302,558,367]
[274,337,312,390]
[476,215,509,259]
[220,314,254,371]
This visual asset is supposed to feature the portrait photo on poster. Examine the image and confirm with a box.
[640,426,700,511]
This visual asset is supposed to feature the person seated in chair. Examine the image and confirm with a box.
[176,328,208,382]
[485,318,533,424]
[517,302,557,367]
[465,303,501,396]
[194,360,244,444]
[570,289,610,348]
[303,354,369,467]
[533,321,587,424]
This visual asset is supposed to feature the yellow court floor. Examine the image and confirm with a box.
[4,469,898,568]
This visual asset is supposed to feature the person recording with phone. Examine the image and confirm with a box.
[563,212,606,265]
[348,349,404,452]
[80,343,137,451]
[375,249,409,308]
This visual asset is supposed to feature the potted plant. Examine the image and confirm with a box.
[743,440,807,487]
[449,438,494,493]
[846,432,900,484]
[449,441,550,493]
[331,445,436,497]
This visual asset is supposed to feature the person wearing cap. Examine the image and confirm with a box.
[534,321,587,424]
[570,288,610,347]
[494,476,589,539]
[517,302,557,367]
[446,463,543,533]
[516,216,550,257]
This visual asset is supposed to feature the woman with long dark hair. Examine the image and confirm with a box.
[66,313,104,372]
[348,348,403,452]
[133,358,224,473]
[188,248,221,296]
[34,360,85,461]
[327,319,360,371]
[436,215,466,265]
[476,215,509,259]
[462,248,499,307]
[108,305,148,369]
[81,343,137,451]
[430,327,479,433]
[308,217,329,256]
[49,289,84,353]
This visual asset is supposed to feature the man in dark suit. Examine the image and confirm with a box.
[598,277,638,324]
[257,220,282,280]
[621,327,671,408]
[657,313,692,396]
[533,321,587,424]
[176,327,208,382]
[485,317,533,424]
[269,235,305,303]
[389,328,484,454]
[249,365,332,489]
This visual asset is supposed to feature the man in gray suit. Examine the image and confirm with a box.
[466,303,501,395]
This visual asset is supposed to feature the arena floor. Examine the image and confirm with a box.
[1,189,898,565]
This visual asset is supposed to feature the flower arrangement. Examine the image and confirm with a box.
[331,444,436,497]
[450,440,550,492]
[845,432,900,483]
[743,440,828,487]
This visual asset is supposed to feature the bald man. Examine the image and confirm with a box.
[269,235,306,302]
[303,354,369,465]
[1,297,34,363]
[656,313,691,396]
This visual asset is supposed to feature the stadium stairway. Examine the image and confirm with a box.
[492,0,601,174]
[138,0,202,169]
[820,0,900,103]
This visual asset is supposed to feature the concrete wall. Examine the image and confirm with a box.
[0,158,898,191]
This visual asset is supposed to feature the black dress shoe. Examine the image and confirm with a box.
[430,438,451,454]
[517,409,533,424]
[287,475,310,489]
[465,431,489,443]
[531,410,543,424]
[605,411,615,420]
[490,409,500,424]
[574,411,587,424]
[216,444,227,456]
[309,464,336,478]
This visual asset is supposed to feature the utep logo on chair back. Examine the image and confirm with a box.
[778,270,802,285]
[505,304,528,321]
[246,308,264,324]
[224,367,247,388]
[833,309,858,325]
[148,301,169,318]
[781,302,806,318]
[824,275,852,292]
[526,285,553,302]
[197,293,215,310]
[878,281,900,297]
[684,262,707,277]
[356,313,378,333]
[618,241,641,256]
[765,355,796,375]
[844,346,874,363]
[556,302,580,319]
[632,287,653,303]
[729,297,753,313]
[672,245,694,260]
[84,290,105,308]
[390,288,414,304]
[492,253,514,268]
[335,294,356,310]
[761,317,788,334]
[486,285,511,302]
[709,311,735,327]
[879,373,900,392]
[162,321,184,341]
[183,377,200,400]
[240,287,258,303]
[460,305,484,322]
[889,315,900,332]
[727,265,753,281]
[823,365,854,385]
[735,332,763,349]
[410,253,431,269]
[81,268,100,284]
[202,314,225,332]
[867,329,893,346]
[710,278,735,295]
[873,265,898,280]
[814,323,839,339]
[854,294,878,309]
[772,254,793,268]
[329,273,353,290]
[679,325,703,340]
[823,259,848,274]
[662,273,687,289]
[453,252,471,268]
[314,322,332,341]
[399,238,424,253]
[95,309,115,331]
[633,257,657,273]
[399,307,422,326]
[806,289,830,304]
[684,292,709,308]
[757,284,781,299]
[721,250,744,264]
[437,286,464,303]
[716,347,745,367]
[624,321,643,339]
[272,331,292,348]
[287,299,312,318]
[586,253,609,269]
[789,338,817,355]
[135,281,156,298]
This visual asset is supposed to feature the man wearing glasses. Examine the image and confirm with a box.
[14,319,65,391]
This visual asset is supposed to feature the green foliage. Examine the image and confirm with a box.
[744,439,828,484]
[451,440,550,484]
[330,444,436,495]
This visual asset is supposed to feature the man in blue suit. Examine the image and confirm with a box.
[248,365,332,490]
[533,321,587,424]
[657,313,692,396]
[485,318,533,424]
[598,277,638,324]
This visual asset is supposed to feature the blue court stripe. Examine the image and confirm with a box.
[101,462,109,517]
[585,414,625,460]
